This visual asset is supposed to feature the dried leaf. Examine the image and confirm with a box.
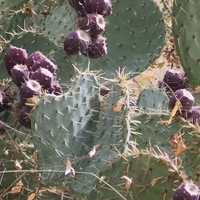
[195,86,200,93]
[9,180,23,194]
[121,175,132,190]
[27,192,36,200]
[14,160,22,170]
[3,150,9,156]
[25,7,37,15]
[151,178,158,186]
[151,177,162,186]
[113,98,125,112]
[159,120,170,125]
[9,186,22,194]
[171,100,181,118]
[169,133,187,155]
[65,159,72,175]
[16,180,23,187]
[159,100,181,125]
[88,144,100,158]
[30,151,38,162]
[65,159,75,177]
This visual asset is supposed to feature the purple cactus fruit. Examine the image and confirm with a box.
[163,69,189,92]
[68,0,86,16]
[0,91,9,112]
[173,182,200,200]
[100,87,110,96]
[129,99,136,107]
[64,30,90,55]
[186,106,200,125]
[85,35,107,58]
[19,105,33,129]
[4,46,28,76]
[30,68,54,89]
[85,0,112,17]
[78,14,106,36]
[158,80,165,89]
[24,51,45,71]
[169,89,194,111]
[11,64,30,88]
[31,57,57,74]
[19,80,42,104]
[47,81,63,95]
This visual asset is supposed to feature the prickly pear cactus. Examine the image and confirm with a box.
[68,81,132,196]
[87,151,181,200]
[76,0,166,75]
[0,0,166,81]
[172,0,200,86]
[0,31,75,81]
[2,0,194,199]
[31,72,100,173]
[137,87,169,113]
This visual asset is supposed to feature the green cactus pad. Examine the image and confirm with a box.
[1,0,166,78]
[132,113,193,151]
[172,0,200,86]
[70,0,166,76]
[132,113,200,183]
[31,72,100,184]
[68,83,132,196]
[137,87,169,113]
[36,1,77,47]
[88,151,180,200]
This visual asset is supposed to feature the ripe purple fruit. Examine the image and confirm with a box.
[173,182,200,200]
[11,64,30,88]
[47,81,63,95]
[31,68,54,89]
[25,51,45,71]
[64,30,90,55]
[85,35,107,58]
[186,106,200,125]
[162,69,189,92]
[4,46,28,76]
[31,57,57,74]
[68,0,86,16]
[169,89,194,111]
[100,87,110,96]
[78,14,106,36]
[19,105,33,129]
[85,0,112,17]
[19,80,42,104]
[0,91,9,112]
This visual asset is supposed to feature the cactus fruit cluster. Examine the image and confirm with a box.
[159,68,200,128]
[1,0,200,199]
[3,45,63,128]
[159,69,189,92]
[65,0,112,58]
